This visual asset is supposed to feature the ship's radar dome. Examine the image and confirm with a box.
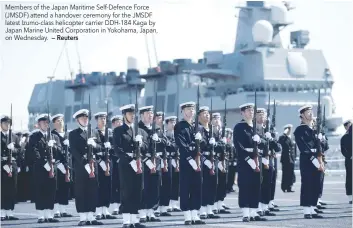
[271,3,288,24]
[286,52,308,77]
[322,95,333,117]
[127,57,138,70]
[252,20,273,44]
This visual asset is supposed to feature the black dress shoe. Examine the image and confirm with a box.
[207,214,220,219]
[54,213,61,218]
[154,212,160,217]
[242,217,250,222]
[304,214,312,219]
[254,216,267,221]
[312,214,323,219]
[160,212,172,216]
[350,201,352,204]
[7,216,19,220]
[287,189,295,192]
[273,204,278,208]
[104,214,118,219]
[112,211,119,215]
[320,202,328,205]
[149,217,161,222]
[257,211,264,216]
[212,209,218,214]
[167,208,172,212]
[134,223,146,228]
[314,209,324,214]
[47,218,60,223]
[139,217,147,223]
[200,214,207,219]
[222,205,230,210]
[78,221,87,226]
[184,220,192,225]
[1,216,6,221]
[172,208,182,212]
[218,209,231,214]
[269,208,280,212]
[264,211,276,216]
[316,205,326,210]
[61,212,73,217]
[37,218,45,223]
[192,219,206,224]
[91,220,104,225]
[122,224,131,228]
[96,214,102,220]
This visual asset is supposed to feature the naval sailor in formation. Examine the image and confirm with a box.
[341,120,352,204]
[293,105,327,219]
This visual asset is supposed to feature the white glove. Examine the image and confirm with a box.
[317,133,323,140]
[57,163,66,174]
[265,132,272,140]
[195,132,202,141]
[87,138,97,148]
[252,134,261,143]
[104,142,111,149]
[63,139,70,146]
[188,159,198,170]
[20,137,26,145]
[311,157,320,168]
[247,158,256,169]
[262,158,269,165]
[135,135,143,143]
[84,163,92,174]
[17,167,21,173]
[204,159,213,169]
[48,140,56,147]
[26,166,29,172]
[44,162,51,171]
[145,159,155,170]
[222,137,227,144]
[171,159,177,168]
[7,142,15,150]
[152,133,159,141]
[209,137,216,145]
[129,160,138,172]
[218,162,224,171]
[99,160,107,171]
[3,164,11,173]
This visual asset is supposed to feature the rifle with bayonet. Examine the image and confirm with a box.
[104,102,111,176]
[87,95,95,178]
[47,103,55,178]
[161,112,168,173]
[263,93,270,169]
[221,97,227,173]
[150,92,157,174]
[7,104,13,177]
[316,92,324,172]
[174,101,180,173]
[209,98,215,175]
[134,87,143,174]
[253,91,261,172]
[64,124,70,182]
[194,86,201,172]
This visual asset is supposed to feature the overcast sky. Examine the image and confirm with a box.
[0,0,352,131]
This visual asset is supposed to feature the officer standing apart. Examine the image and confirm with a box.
[294,105,324,219]
[113,104,149,228]
[174,101,205,225]
[28,114,61,223]
[341,120,352,204]
[233,103,267,222]
[69,109,103,226]
[1,115,20,221]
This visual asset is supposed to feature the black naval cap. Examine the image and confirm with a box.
[120,104,135,114]
[256,108,266,114]
[94,112,107,119]
[111,115,123,122]
[165,116,177,123]
[0,115,11,123]
[139,106,153,114]
[51,114,64,122]
[298,105,312,114]
[36,114,51,122]
[73,109,89,119]
[198,106,209,114]
[239,103,254,112]
[180,101,196,110]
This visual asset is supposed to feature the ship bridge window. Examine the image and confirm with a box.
[156,95,165,112]
[74,88,83,102]
[272,86,279,92]
[157,77,167,91]
[73,105,81,113]
[145,96,153,106]
[167,94,176,113]
[81,104,89,110]
[64,106,72,123]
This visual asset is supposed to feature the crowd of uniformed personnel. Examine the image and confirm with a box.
[1,99,352,227]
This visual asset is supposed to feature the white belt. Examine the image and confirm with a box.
[245,148,253,152]
[2,156,15,161]
[311,149,317,153]
[189,146,195,151]
[83,154,96,159]
[146,152,162,157]
[126,153,134,157]
[203,151,216,156]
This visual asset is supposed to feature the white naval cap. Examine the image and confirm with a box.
[239,103,255,111]
[298,105,312,114]
[155,111,164,116]
[119,104,135,114]
[343,120,352,126]
[139,105,153,114]
[225,128,233,132]
[283,124,293,130]
[212,112,221,117]
[111,115,123,122]
[94,112,107,118]
[256,108,266,114]
[50,113,64,122]
[73,109,89,119]
[36,113,51,122]
[180,101,196,109]
[198,106,209,114]
[165,116,177,122]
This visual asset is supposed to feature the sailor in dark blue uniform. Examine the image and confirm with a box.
[50,114,73,218]
[233,103,267,222]
[93,112,117,220]
[165,116,182,212]
[110,115,123,215]
[341,120,352,204]
[137,106,162,222]
[226,128,238,194]
[294,105,324,219]
[1,115,20,221]
[174,101,205,225]
[113,104,149,228]
[198,106,220,220]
